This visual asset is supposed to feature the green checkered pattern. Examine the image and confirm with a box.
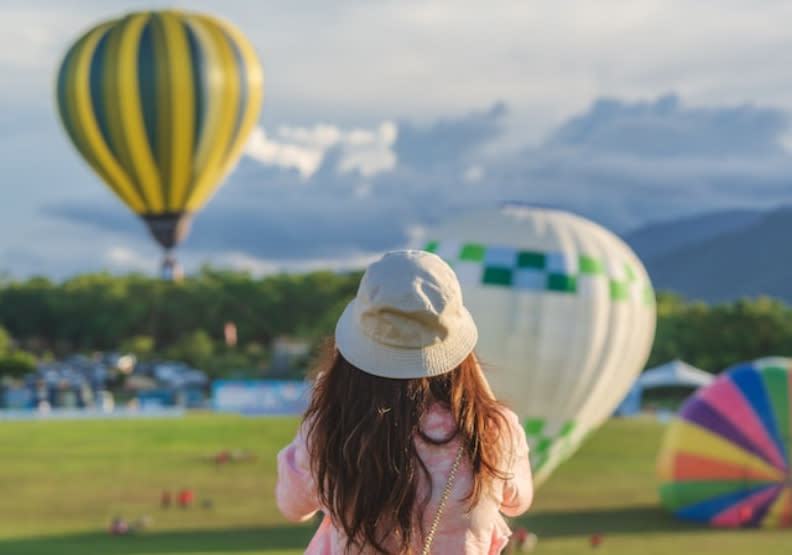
[524,418,577,472]
[424,241,654,305]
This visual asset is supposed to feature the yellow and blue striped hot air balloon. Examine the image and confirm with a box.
[56,10,264,275]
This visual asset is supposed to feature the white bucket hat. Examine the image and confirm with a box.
[335,249,478,379]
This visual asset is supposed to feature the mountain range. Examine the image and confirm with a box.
[622,206,792,303]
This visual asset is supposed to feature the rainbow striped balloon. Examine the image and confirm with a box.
[658,358,792,528]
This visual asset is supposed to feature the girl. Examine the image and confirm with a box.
[276,250,533,554]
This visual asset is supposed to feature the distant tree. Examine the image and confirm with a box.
[120,335,156,359]
[0,350,37,378]
[200,351,257,379]
[647,292,792,372]
[14,269,792,380]
[165,330,215,367]
[0,326,10,353]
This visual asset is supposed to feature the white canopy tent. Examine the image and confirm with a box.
[615,359,715,416]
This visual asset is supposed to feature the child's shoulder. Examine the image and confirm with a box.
[496,405,522,427]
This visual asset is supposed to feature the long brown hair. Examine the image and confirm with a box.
[304,340,511,554]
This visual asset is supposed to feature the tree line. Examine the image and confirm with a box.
[0,267,361,378]
[0,268,790,378]
[647,292,792,371]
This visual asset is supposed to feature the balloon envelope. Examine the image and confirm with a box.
[658,357,792,528]
[56,10,264,249]
[422,204,656,484]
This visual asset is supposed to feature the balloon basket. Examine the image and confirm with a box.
[161,253,183,282]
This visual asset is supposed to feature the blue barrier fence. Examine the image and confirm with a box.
[211,380,311,416]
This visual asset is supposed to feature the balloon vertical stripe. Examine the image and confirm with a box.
[149,14,173,196]
[188,17,222,182]
[679,401,776,467]
[664,420,782,478]
[118,13,167,212]
[60,30,104,178]
[731,365,787,465]
[56,9,263,251]
[223,26,248,152]
[57,35,95,171]
[158,12,195,212]
[762,366,790,463]
[185,15,241,212]
[697,376,786,470]
[709,486,782,527]
[765,489,792,527]
[89,30,115,154]
[744,486,784,526]
[183,22,206,156]
[135,22,158,168]
[64,23,147,212]
[675,483,776,522]
[671,453,781,482]
[789,374,792,465]
[102,21,150,211]
[213,17,265,182]
[658,358,792,528]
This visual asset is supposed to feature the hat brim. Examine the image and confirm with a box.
[335,299,479,379]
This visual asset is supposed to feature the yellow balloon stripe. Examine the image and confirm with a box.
[185,15,241,212]
[761,488,791,528]
[665,420,783,481]
[182,17,222,207]
[58,32,116,187]
[101,21,147,212]
[68,23,146,213]
[117,12,165,212]
[160,12,195,212]
[656,440,675,482]
[213,18,264,181]
[150,14,173,209]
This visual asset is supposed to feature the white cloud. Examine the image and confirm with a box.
[244,121,397,178]
[104,246,155,271]
[278,124,343,148]
[244,127,323,178]
[779,130,792,154]
[464,165,484,183]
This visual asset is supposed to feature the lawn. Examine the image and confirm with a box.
[0,414,787,554]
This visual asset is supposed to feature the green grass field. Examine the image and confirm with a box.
[0,414,787,555]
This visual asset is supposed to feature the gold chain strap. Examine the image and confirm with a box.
[421,444,465,555]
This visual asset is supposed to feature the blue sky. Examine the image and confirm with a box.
[2,0,792,278]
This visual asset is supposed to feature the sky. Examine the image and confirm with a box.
[2,0,792,279]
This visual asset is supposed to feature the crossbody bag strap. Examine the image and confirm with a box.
[421,444,465,555]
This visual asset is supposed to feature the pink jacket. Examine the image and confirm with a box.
[276,405,533,554]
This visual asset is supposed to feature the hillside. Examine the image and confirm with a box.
[623,206,792,303]
[624,209,764,260]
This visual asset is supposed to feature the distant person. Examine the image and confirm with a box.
[109,516,129,535]
[276,250,533,554]
[178,488,194,508]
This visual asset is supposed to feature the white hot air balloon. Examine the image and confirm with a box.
[421,204,657,485]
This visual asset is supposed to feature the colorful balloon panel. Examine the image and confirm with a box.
[422,204,656,485]
[658,358,792,528]
[56,10,264,249]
